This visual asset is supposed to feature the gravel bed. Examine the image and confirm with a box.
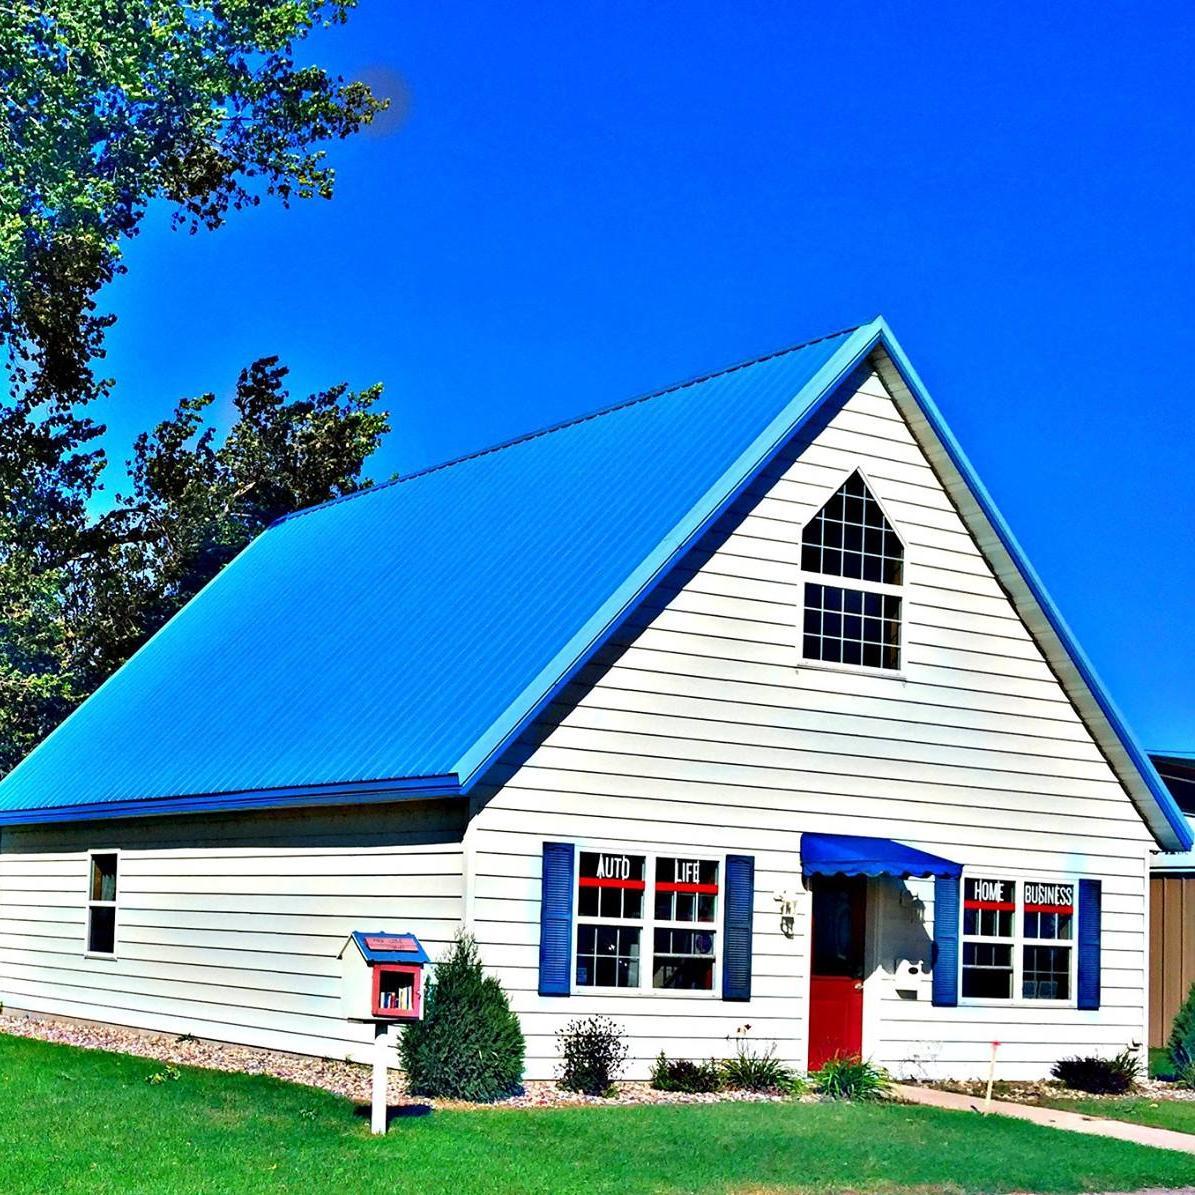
[0,1010,794,1110]
[924,1076,1195,1103]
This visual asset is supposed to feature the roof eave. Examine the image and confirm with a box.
[0,774,462,827]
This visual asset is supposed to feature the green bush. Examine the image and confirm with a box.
[811,1055,890,1101]
[1051,1047,1140,1095]
[1169,981,1195,1074]
[556,1015,627,1096]
[719,1025,797,1092]
[399,933,525,1102]
[649,1053,722,1094]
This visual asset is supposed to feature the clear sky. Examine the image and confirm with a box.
[94,2,1193,750]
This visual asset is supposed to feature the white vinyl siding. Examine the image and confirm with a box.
[466,371,1152,1081]
[0,799,464,1063]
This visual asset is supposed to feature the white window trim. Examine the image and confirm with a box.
[84,848,120,960]
[794,466,908,680]
[569,842,724,999]
[957,871,1078,1008]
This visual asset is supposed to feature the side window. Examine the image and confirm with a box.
[87,851,119,956]
[574,851,644,989]
[961,877,1015,999]
[801,471,903,670]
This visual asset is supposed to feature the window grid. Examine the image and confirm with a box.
[802,584,901,670]
[960,876,1077,1004]
[800,471,903,585]
[573,850,721,994]
[800,472,904,673]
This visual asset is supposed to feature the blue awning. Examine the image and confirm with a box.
[801,833,961,879]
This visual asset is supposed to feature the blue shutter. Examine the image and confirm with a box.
[722,854,755,1001]
[538,842,575,996]
[932,874,960,1007]
[1077,878,1102,1010]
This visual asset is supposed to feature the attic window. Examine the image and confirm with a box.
[800,472,903,671]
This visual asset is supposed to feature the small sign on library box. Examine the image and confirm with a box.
[338,930,430,1022]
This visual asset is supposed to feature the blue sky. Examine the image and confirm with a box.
[96,2,1193,749]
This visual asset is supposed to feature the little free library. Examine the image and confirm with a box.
[0,319,1186,1081]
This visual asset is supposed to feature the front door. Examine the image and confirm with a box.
[807,875,867,1071]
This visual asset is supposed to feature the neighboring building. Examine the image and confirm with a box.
[0,319,1188,1082]
[1149,753,1195,1049]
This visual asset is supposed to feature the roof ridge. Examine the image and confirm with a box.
[271,323,862,528]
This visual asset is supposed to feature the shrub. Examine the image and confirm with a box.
[720,1025,797,1092]
[399,933,525,1102]
[556,1015,628,1096]
[811,1055,890,1101]
[1176,1061,1195,1091]
[1051,1047,1141,1095]
[1169,981,1195,1074]
[650,1053,722,1094]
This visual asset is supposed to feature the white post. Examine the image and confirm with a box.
[371,1022,390,1135]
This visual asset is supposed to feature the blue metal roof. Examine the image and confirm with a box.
[0,317,1187,851]
[0,324,869,819]
[344,931,430,966]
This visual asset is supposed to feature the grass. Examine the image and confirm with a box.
[3,1034,1195,1194]
[1039,1094,1195,1136]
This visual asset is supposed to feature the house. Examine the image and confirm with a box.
[0,318,1188,1082]
[1148,753,1195,1049]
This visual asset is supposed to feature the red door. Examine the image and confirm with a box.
[808,876,867,1071]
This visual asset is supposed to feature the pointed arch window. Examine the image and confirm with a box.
[800,471,903,671]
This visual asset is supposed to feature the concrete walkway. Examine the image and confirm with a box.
[895,1083,1195,1156]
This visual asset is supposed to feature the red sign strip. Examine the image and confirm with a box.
[1024,903,1072,914]
[578,877,645,890]
[964,900,1016,911]
[656,882,719,894]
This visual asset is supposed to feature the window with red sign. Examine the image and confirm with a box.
[575,851,645,989]
[961,876,1076,1003]
[962,877,1015,999]
[653,857,719,991]
[574,850,720,992]
[1022,881,1074,1001]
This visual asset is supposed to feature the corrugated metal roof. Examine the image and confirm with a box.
[0,324,866,817]
[0,316,1187,852]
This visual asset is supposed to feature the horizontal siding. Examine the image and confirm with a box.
[468,373,1152,1082]
[0,800,464,1063]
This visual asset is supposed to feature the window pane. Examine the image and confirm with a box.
[653,928,716,990]
[575,925,640,988]
[655,858,719,924]
[961,941,1013,999]
[963,878,1015,937]
[1023,945,1071,1000]
[90,853,117,903]
[803,584,901,671]
[577,851,646,921]
[87,906,116,954]
[801,472,903,584]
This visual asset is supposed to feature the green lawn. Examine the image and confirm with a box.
[1041,1094,1195,1135]
[3,1035,1195,1194]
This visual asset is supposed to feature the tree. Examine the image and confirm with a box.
[400,934,526,1102]
[0,0,385,411]
[74,357,388,684]
[0,0,388,772]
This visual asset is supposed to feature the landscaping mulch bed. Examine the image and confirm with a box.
[924,1076,1195,1104]
[0,1010,791,1110]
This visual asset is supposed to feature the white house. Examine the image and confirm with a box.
[0,318,1187,1081]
